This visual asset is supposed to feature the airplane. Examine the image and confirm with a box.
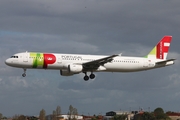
[5,36,175,81]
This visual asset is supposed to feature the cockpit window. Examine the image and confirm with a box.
[11,56,18,58]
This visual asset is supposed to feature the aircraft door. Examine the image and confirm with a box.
[143,60,155,68]
[143,60,148,68]
[58,57,62,64]
[57,56,63,68]
[23,53,28,62]
[148,60,155,67]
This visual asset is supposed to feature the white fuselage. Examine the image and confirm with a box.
[5,52,170,72]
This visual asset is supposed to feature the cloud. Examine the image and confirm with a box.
[0,0,180,117]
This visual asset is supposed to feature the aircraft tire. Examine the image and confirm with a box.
[84,75,89,81]
[22,73,26,77]
[90,74,95,79]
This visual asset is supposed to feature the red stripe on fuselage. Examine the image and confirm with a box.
[43,54,56,68]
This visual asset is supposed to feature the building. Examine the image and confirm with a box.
[57,114,83,120]
[46,114,83,120]
[166,112,180,120]
[104,111,135,120]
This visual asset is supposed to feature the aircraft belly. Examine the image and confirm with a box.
[45,64,62,69]
[104,62,143,72]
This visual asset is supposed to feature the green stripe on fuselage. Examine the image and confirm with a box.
[30,53,44,68]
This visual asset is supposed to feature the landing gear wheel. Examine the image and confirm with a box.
[22,73,26,77]
[90,73,95,79]
[22,68,27,77]
[84,75,89,81]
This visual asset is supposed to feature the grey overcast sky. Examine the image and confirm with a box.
[1,0,180,117]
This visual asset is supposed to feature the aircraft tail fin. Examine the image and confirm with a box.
[145,36,172,60]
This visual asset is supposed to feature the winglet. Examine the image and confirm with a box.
[118,53,122,56]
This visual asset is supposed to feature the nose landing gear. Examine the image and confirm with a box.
[22,68,26,77]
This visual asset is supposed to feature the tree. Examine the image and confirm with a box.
[72,108,78,119]
[154,108,164,115]
[52,110,56,120]
[68,105,73,120]
[27,116,38,120]
[134,112,156,120]
[141,112,156,120]
[12,115,26,120]
[18,115,26,120]
[68,105,78,120]
[154,107,170,120]
[12,115,19,120]
[0,113,2,120]
[56,106,61,117]
[111,115,127,120]
[51,105,61,120]
[39,109,46,120]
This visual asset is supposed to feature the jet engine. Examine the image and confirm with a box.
[60,64,83,76]
[68,64,83,73]
[60,69,74,76]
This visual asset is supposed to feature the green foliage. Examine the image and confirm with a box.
[154,108,164,115]
[91,117,97,120]
[136,112,156,120]
[18,115,26,120]
[153,107,171,120]
[0,113,2,120]
[12,115,26,120]
[90,115,102,120]
[143,112,156,120]
[111,115,127,120]
[27,116,38,120]
[2,117,7,119]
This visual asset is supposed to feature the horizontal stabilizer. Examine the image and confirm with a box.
[156,59,176,65]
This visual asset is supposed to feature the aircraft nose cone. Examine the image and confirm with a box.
[5,58,11,66]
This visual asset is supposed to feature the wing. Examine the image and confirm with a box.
[82,54,119,71]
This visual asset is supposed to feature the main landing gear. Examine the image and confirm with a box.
[83,72,95,81]
[22,68,26,77]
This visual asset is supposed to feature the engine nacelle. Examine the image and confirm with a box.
[60,69,74,76]
[68,64,83,73]
[60,64,83,76]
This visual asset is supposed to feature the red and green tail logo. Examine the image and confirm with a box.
[145,36,172,60]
